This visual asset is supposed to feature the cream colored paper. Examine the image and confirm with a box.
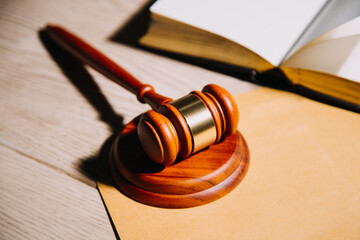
[98,88,360,240]
[150,0,326,66]
[281,16,360,82]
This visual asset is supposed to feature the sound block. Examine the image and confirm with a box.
[109,116,250,208]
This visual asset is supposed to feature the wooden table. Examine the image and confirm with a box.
[0,0,257,238]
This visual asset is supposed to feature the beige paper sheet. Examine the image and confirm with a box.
[98,88,360,240]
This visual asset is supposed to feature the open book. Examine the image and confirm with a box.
[138,0,360,110]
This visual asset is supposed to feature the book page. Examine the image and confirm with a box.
[281,16,360,82]
[286,0,360,58]
[150,0,327,66]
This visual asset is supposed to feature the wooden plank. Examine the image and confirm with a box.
[0,144,115,239]
[0,0,258,185]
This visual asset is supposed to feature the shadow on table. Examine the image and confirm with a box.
[39,30,125,183]
[39,29,124,240]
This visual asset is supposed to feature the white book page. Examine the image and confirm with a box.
[281,16,360,82]
[286,0,360,58]
[151,0,327,66]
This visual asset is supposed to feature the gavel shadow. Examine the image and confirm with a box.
[39,30,125,183]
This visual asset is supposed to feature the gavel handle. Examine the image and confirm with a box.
[45,24,172,110]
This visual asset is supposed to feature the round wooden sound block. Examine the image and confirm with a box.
[109,116,250,208]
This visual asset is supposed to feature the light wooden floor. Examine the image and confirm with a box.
[0,0,257,239]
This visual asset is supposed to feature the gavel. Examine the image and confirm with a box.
[45,25,239,166]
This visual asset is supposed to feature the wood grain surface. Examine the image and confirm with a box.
[0,0,258,238]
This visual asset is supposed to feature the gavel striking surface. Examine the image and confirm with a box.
[110,116,250,208]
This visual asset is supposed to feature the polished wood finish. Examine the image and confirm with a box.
[45,25,240,166]
[137,110,179,165]
[139,84,240,166]
[191,91,224,143]
[202,84,240,136]
[110,116,250,208]
[158,103,193,158]
[45,25,172,110]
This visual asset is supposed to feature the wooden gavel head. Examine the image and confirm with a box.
[137,84,239,166]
